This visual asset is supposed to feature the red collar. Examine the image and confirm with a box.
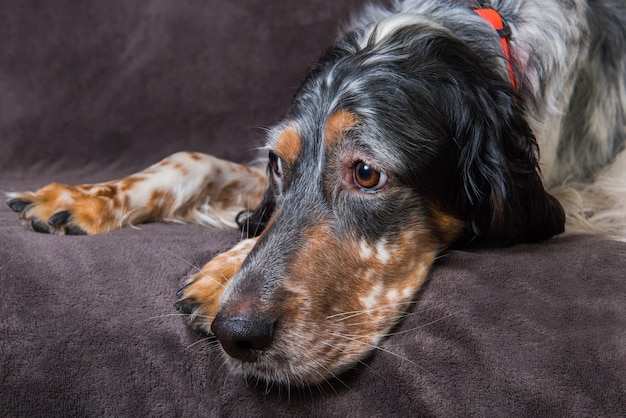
[474,8,516,89]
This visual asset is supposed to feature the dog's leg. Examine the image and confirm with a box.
[174,237,258,330]
[6,152,267,235]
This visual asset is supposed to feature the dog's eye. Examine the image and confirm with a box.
[268,151,282,178]
[353,161,387,192]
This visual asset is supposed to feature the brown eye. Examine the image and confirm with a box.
[268,151,282,177]
[353,161,388,192]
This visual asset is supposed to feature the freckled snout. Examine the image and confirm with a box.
[211,312,277,363]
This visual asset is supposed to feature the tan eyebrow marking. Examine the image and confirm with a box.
[324,110,358,148]
[275,126,302,164]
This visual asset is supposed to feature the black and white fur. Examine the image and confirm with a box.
[289,0,626,239]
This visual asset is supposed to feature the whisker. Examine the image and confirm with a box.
[338,316,408,329]
[138,313,205,323]
[185,336,218,351]
[326,301,442,323]
[254,125,273,135]
[309,358,351,394]
[352,355,403,392]
[164,250,229,288]
[188,310,216,323]
[162,248,228,289]
[162,248,203,274]
[264,379,275,395]
[318,341,403,392]
[344,308,446,328]
[331,311,411,326]
[185,277,225,291]
[381,310,460,337]
[180,265,227,290]
[326,301,417,321]
[329,332,434,377]
[252,206,268,238]
[141,311,216,330]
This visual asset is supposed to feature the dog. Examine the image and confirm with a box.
[6,0,626,386]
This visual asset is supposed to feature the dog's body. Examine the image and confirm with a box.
[7,0,626,386]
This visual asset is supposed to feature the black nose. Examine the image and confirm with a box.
[211,313,276,362]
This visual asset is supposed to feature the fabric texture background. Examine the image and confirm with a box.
[1,1,624,416]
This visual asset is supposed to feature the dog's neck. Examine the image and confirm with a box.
[474,7,516,89]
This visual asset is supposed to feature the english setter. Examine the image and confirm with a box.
[7,0,626,386]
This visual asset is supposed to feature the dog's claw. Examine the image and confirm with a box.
[7,198,30,213]
[30,218,50,234]
[65,225,87,235]
[176,285,189,298]
[174,299,196,315]
[48,210,71,226]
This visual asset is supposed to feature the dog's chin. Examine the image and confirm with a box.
[218,338,377,387]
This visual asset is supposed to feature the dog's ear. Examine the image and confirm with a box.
[451,86,565,246]
[368,29,565,246]
[237,184,276,237]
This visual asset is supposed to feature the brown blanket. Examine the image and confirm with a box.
[1,1,625,416]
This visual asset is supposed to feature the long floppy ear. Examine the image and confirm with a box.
[365,27,565,247]
[452,85,565,246]
[237,183,276,237]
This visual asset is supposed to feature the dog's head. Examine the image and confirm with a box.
[213,20,565,385]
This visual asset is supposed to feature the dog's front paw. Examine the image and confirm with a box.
[174,275,223,333]
[174,238,257,332]
[174,262,235,333]
[7,183,121,235]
